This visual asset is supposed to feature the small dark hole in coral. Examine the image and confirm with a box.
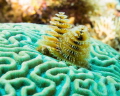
[116,48,120,51]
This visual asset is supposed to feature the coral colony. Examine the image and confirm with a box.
[0,22,120,95]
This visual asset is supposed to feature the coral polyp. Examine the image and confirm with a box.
[37,12,90,69]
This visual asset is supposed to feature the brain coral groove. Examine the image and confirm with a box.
[0,23,120,96]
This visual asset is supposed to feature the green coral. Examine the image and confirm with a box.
[0,23,120,96]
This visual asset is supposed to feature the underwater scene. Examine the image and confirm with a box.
[0,0,120,96]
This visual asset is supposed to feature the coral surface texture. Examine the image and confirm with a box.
[0,23,120,96]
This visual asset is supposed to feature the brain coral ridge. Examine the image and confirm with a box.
[0,23,120,96]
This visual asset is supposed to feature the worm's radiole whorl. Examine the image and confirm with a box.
[37,12,91,69]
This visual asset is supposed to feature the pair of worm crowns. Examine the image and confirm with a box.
[37,12,91,69]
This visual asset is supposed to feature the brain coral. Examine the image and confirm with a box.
[0,23,120,96]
